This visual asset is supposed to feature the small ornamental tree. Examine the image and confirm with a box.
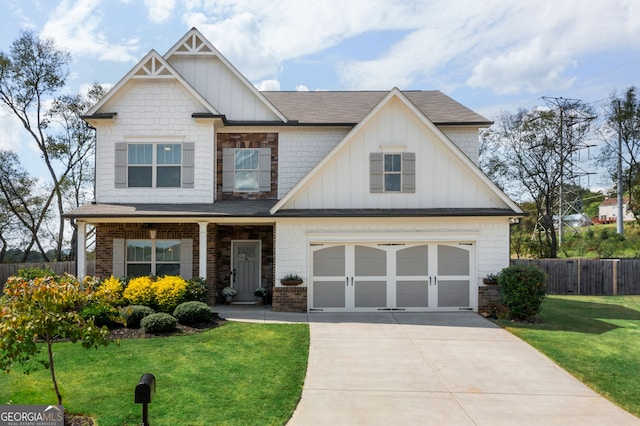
[0,274,114,405]
[498,265,547,321]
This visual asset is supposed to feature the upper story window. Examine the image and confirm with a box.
[370,152,415,193]
[234,148,259,191]
[115,141,194,189]
[384,154,402,192]
[222,147,271,193]
[127,143,181,188]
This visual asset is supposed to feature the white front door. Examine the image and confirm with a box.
[310,242,474,312]
[231,240,261,302]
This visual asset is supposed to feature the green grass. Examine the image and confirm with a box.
[0,321,309,425]
[497,295,640,417]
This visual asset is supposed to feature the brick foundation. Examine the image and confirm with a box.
[478,285,503,312]
[272,286,307,312]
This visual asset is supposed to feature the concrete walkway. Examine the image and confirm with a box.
[213,306,639,425]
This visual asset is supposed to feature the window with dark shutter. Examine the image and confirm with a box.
[370,152,416,193]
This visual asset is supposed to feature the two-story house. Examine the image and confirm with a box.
[66,28,523,313]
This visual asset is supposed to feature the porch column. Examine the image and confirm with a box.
[198,222,208,279]
[77,220,86,280]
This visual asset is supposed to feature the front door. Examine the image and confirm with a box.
[231,240,261,302]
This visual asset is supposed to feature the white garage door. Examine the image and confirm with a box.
[310,242,474,312]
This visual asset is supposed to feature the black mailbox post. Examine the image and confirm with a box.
[135,373,155,426]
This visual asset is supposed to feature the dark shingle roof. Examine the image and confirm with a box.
[262,90,491,125]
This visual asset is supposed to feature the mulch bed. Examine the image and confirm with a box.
[64,314,227,425]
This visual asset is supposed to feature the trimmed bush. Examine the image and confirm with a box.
[123,276,155,306]
[141,312,177,334]
[185,277,208,302]
[120,305,155,329]
[153,275,189,312]
[173,301,211,325]
[498,265,547,320]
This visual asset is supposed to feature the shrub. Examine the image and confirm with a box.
[498,265,547,321]
[173,301,211,325]
[185,277,208,302]
[120,305,155,329]
[153,275,189,312]
[80,303,122,328]
[141,312,177,334]
[96,276,125,306]
[15,267,56,279]
[123,276,155,306]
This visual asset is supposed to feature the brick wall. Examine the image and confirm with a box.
[216,133,278,200]
[94,222,220,303]
[272,286,307,312]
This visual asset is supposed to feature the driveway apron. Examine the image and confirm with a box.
[286,312,639,426]
[213,307,638,425]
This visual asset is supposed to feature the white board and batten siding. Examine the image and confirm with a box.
[168,56,280,122]
[95,80,216,204]
[280,97,507,210]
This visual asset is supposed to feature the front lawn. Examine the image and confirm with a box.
[0,321,309,425]
[497,295,640,417]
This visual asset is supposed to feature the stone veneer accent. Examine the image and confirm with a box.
[478,285,503,312]
[216,133,278,200]
[272,286,307,312]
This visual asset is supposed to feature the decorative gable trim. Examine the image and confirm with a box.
[86,49,220,116]
[163,28,288,123]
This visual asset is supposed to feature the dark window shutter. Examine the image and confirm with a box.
[113,238,125,277]
[402,152,416,193]
[182,142,194,188]
[259,148,271,192]
[179,239,193,279]
[115,143,127,188]
[370,152,383,193]
[222,148,234,192]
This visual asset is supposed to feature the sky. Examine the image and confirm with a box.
[1,0,639,189]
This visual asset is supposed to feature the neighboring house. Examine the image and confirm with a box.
[598,197,635,223]
[66,28,523,313]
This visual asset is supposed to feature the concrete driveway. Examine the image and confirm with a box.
[214,307,639,425]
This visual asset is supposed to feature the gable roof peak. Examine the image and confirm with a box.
[164,27,287,122]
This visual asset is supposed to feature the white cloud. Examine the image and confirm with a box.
[256,79,280,91]
[144,0,176,24]
[0,113,24,152]
[41,0,139,62]
[295,85,309,92]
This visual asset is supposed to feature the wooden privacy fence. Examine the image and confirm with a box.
[0,261,95,291]
[511,258,640,295]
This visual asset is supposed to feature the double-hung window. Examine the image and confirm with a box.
[370,152,415,193]
[126,239,181,277]
[115,142,194,189]
[383,154,402,192]
[127,144,181,188]
[222,147,271,193]
[234,148,259,191]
